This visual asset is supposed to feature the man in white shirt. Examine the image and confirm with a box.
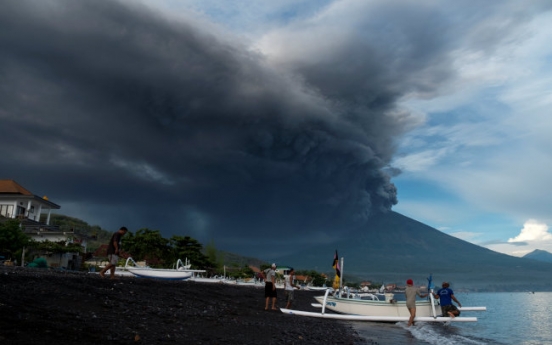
[284,267,299,309]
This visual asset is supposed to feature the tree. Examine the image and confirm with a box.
[30,240,82,254]
[46,214,112,253]
[28,240,83,267]
[0,220,30,258]
[170,235,215,270]
[224,264,255,279]
[241,265,255,278]
[311,271,327,287]
[296,269,328,287]
[204,239,223,270]
[122,228,171,267]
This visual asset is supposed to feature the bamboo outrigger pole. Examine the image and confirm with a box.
[339,256,344,293]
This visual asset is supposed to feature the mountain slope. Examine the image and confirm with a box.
[274,211,552,291]
[523,249,552,263]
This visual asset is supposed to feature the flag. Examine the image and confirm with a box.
[332,250,341,289]
[332,250,341,278]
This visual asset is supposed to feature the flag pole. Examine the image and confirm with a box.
[339,256,344,292]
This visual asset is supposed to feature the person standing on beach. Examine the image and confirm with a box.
[284,267,299,309]
[264,263,278,310]
[405,278,428,327]
[433,282,462,318]
[99,226,128,279]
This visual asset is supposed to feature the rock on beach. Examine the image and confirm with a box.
[0,266,367,344]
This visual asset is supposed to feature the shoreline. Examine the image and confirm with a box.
[0,266,370,344]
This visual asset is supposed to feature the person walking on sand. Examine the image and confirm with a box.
[284,267,299,309]
[264,263,278,310]
[433,282,462,318]
[405,278,428,327]
[99,226,128,279]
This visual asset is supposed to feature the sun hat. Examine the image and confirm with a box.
[406,279,413,285]
[271,263,276,268]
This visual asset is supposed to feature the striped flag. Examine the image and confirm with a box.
[332,250,341,277]
[332,250,341,289]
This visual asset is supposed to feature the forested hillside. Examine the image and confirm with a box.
[46,214,267,269]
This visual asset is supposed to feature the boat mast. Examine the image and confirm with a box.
[339,257,344,292]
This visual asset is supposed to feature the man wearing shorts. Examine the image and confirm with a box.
[284,267,299,309]
[99,226,128,279]
[264,263,278,310]
[405,279,428,327]
[434,282,462,317]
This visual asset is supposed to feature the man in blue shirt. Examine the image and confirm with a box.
[434,282,462,317]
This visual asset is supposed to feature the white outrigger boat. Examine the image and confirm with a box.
[281,257,486,323]
[124,257,206,280]
[305,285,331,291]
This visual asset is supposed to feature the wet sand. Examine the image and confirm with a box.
[0,266,369,344]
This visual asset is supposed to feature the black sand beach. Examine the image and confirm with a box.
[0,266,368,344]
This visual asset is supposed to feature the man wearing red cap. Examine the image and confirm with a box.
[405,278,428,327]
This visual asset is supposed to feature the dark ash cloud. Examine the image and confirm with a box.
[0,0,462,258]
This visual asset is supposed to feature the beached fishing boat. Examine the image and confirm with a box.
[282,255,486,323]
[307,287,485,322]
[305,285,331,291]
[124,257,206,280]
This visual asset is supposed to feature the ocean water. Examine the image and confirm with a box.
[352,292,551,345]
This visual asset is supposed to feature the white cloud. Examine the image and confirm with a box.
[436,153,552,226]
[483,220,552,257]
[392,148,449,172]
[485,242,552,258]
[508,219,552,243]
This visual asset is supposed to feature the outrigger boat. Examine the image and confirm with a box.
[305,285,331,291]
[281,256,486,323]
[124,257,206,280]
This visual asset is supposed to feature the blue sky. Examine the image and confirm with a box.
[151,0,552,257]
[391,8,552,257]
[2,0,551,259]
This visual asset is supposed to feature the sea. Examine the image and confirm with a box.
[352,291,550,345]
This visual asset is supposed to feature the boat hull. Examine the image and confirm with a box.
[126,268,193,280]
[314,295,440,318]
